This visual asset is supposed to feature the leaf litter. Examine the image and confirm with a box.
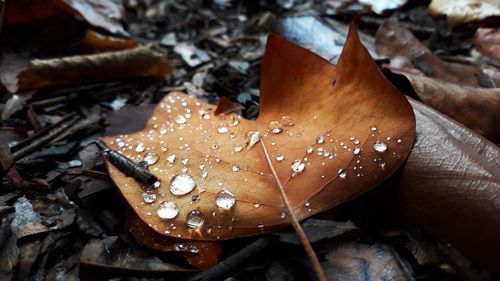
[1,0,499,280]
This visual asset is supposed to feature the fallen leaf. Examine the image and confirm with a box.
[68,30,138,53]
[429,0,500,27]
[376,22,500,142]
[127,211,223,269]
[80,236,195,280]
[358,0,408,14]
[276,218,357,245]
[394,98,500,276]
[102,24,415,240]
[474,28,500,61]
[0,46,172,93]
[322,242,413,281]
[4,0,127,35]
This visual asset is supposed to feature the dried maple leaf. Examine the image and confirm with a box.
[102,24,415,240]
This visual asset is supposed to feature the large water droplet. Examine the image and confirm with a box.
[291,159,305,173]
[157,201,179,219]
[246,131,260,148]
[373,141,388,153]
[169,174,196,195]
[175,115,187,124]
[135,143,145,152]
[353,148,361,155]
[186,210,205,229]
[316,135,324,144]
[143,152,159,165]
[215,189,236,209]
[143,193,157,203]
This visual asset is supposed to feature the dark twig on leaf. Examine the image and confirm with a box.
[188,237,272,281]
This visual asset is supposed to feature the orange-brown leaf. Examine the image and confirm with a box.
[102,24,415,241]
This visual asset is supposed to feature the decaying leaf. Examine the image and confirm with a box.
[429,0,500,27]
[322,242,413,281]
[395,98,500,276]
[474,28,500,61]
[376,22,500,142]
[0,46,172,93]
[102,24,415,240]
[4,0,127,35]
[127,211,222,269]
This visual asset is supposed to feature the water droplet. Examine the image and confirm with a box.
[218,127,229,134]
[268,121,283,134]
[232,165,240,172]
[175,115,187,124]
[215,189,236,209]
[143,152,159,165]
[291,159,305,173]
[186,210,205,229]
[181,158,189,165]
[281,212,286,219]
[396,138,402,144]
[153,180,161,188]
[254,203,260,208]
[166,154,176,164]
[353,148,361,155]
[373,141,388,153]
[228,115,240,127]
[377,158,386,170]
[281,116,294,126]
[246,131,260,148]
[257,223,264,229]
[143,193,156,203]
[157,201,179,219]
[201,170,208,178]
[135,143,145,152]
[159,128,168,135]
[306,146,313,154]
[234,146,243,152]
[316,135,324,144]
[338,169,346,179]
[169,174,196,195]
[117,141,125,148]
[304,201,310,207]
[371,126,377,132]
[275,153,285,161]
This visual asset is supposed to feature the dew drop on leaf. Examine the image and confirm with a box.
[218,127,229,134]
[169,174,196,195]
[175,115,187,124]
[166,154,176,164]
[143,152,159,165]
[281,116,294,126]
[291,159,305,173]
[135,143,145,152]
[338,169,347,179]
[396,138,402,144]
[373,141,388,153]
[186,210,205,229]
[275,153,285,161]
[143,193,157,204]
[232,165,240,172]
[157,201,179,219]
[215,189,236,209]
[370,126,377,132]
[316,135,324,144]
[227,115,240,127]
[306,146,313,154]
[353,147,361,155]
[234,146,243,152]
[246,131,260,148]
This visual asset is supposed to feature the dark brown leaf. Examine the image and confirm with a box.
[474,28,500,61]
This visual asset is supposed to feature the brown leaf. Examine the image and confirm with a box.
[4,0,127,35]
[127,211,222,269]
[102,24,415,240]
[68,30,138,53]
[429,0,500,27]
[376,22,500,142]
[474,28,500,61]
[0,46,172,93]
[322,242,413,281]
[395,98,500,276]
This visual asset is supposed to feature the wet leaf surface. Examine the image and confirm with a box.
[102,25,415,240]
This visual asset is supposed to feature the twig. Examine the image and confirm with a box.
[188,237,272,281]
[26,106,43,133]
[260,140,328,281]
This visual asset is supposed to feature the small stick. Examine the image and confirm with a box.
[188,237,272,281]
[260,140,328,281]
[26,106,43,132]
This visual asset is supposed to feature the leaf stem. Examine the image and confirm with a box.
[260,139,328,281]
